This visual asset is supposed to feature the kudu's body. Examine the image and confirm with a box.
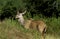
[16,10,47,39]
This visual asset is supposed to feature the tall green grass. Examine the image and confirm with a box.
[0,17,60,39]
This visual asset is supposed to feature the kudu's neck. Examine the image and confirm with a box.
[18,14,25,25]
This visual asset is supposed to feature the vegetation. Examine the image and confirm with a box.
[0,18,60,39]
[0,0,60,39]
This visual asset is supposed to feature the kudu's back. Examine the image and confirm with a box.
[28,20,47,33]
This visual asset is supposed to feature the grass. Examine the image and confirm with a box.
[0,17,60,39]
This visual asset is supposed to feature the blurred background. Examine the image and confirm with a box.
[0,0,60,39]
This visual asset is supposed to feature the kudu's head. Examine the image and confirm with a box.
[16,10,26,19]
[15,10,26,25]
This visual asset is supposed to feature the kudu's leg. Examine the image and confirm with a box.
[42,27,47,39]
[38,26,46,39]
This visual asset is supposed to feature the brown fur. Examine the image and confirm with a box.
[24,19,47,39]
[24,19,47,33]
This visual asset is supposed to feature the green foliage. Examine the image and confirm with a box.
[0,0,26,20]
[46,18,60,35]
[24,0,59,18]
[0,0,59,20]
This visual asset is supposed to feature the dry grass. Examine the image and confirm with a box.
[0,20,33,39]
[0,19,60,39]
[46,34,60,39]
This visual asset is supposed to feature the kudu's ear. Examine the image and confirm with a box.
[22,10,26,15]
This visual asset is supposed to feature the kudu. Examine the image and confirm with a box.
[16,10,47,39]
